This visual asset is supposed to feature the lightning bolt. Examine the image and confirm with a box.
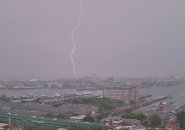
[70,0,83,78]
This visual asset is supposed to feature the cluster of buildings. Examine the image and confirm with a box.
[101,117,143,130]
[100,116,179,130]
[0,75,183,90]
[164,119,179,130]
[38,93,78,105]
[135,99,176,120]
[0,76,184,130]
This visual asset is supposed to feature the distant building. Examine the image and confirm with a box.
[103,87,137,104]
[58,128,66,130]
[39,93,78,105]
[157,101,176,115]
[69,115,86,122]
[101,117,142,130]
[0,123,9,130]
[165,119,179,130]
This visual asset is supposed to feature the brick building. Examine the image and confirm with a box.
[103,87,137,104]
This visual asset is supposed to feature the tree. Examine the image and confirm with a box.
[97,109,108,121]
[57,113,65,119]
[0,94,10,102]
[149,115,161,128]
[176,111,185,129]
[44,113,54,118]
[83,116,94,122]
[130,100,136,108]
[34,125,52,130]
[121,112,147,121]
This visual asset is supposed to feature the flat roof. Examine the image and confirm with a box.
[0,123,8,127]
[70,115,86,120]
[103,87,135,90]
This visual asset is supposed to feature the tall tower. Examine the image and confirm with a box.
[8,116,12,128]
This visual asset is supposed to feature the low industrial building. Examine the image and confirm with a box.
[69,115,86,122]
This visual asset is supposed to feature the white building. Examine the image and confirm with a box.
[69,115,86,122]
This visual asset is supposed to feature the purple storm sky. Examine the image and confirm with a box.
[0,0,185,79]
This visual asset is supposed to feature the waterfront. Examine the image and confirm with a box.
[138,85,185,106]
[1,85,185,105]
[0,89,77,97]
[0,86,184,130]
[0,88,102,97]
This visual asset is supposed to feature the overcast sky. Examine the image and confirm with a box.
[0,0,185,79]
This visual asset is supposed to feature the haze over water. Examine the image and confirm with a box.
[1,85,185,105]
